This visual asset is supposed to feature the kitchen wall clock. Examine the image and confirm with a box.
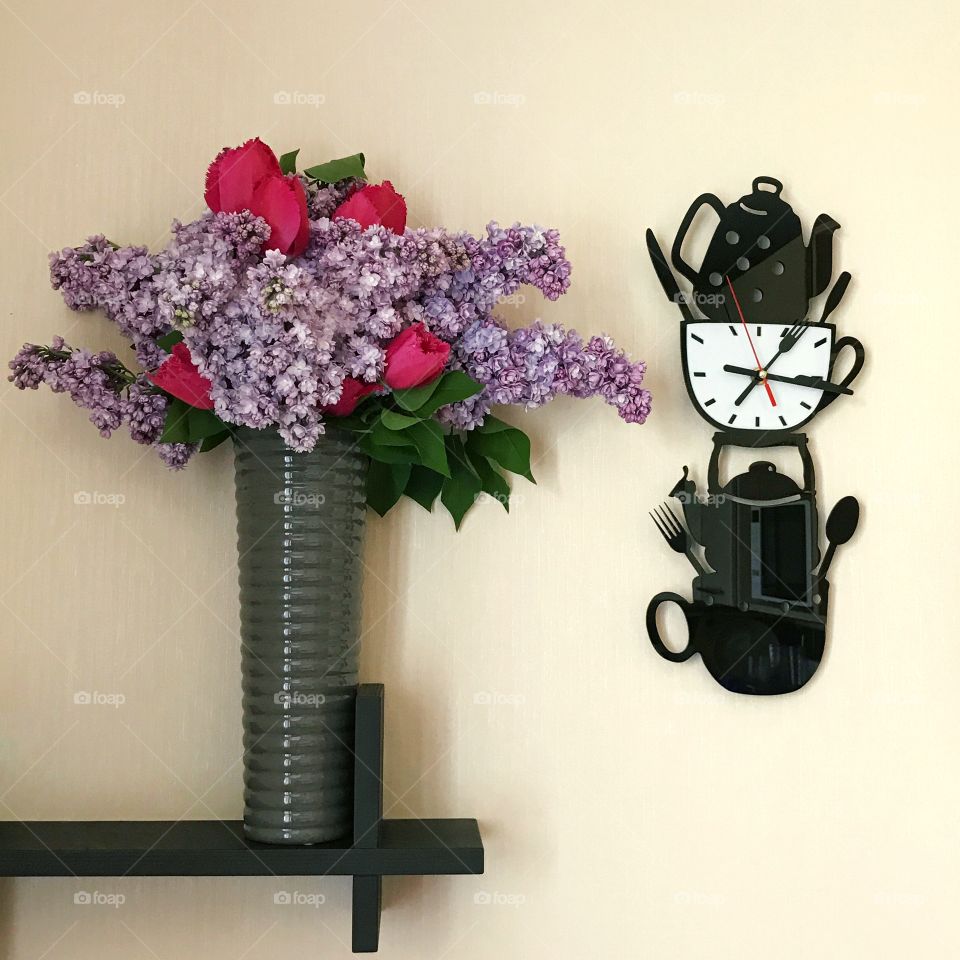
[645,177,865,695]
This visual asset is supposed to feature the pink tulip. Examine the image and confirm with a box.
[323,378,379,416]
[383,324,450,389]
[205,138,310,257]
[149,343,216,409]
[333,181,407,235]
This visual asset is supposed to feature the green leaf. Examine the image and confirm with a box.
[412,371,484,416]
[476,414,513,434]
[404,465,444,512]
[359,433,418,464]
[467,424,535,482]
[366,459,411,516]
[440,438,482,530]
[404,420,449,477]
[303,152,366,183]
[187,407,229,441]
[328,412,371,433]
[392,378,442,412]
[279,148,299,175]
[156,330,184,352]
[159,398,191,444]
[370,422,416,448]
[468,451,511,512]
[200,430,231,452]
[380,409,420,431]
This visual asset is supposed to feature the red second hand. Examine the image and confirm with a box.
[725,275,776,407]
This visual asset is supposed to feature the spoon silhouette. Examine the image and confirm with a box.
[818,496,860,580]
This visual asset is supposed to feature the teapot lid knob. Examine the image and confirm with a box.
[752,176,783,196]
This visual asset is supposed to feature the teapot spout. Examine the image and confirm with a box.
[807,213,840,300]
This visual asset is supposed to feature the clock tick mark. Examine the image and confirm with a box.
[693,372,706,378]
[691,333,704,344]
[756,326,762,337]
[814,337,827,348]
[728,325,738,336]
[755,416,760,427]
[728,414,737,424]
[779,415,787,426]
[704,398,716,407]
[800,401,812,410]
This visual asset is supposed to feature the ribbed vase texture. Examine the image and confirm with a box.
[233,427,366,844]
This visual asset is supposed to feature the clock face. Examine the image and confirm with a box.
[681,321,834,432]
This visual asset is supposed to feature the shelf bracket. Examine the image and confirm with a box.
[352,684,385,952]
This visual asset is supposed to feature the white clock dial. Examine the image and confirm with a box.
[682,321,834,432]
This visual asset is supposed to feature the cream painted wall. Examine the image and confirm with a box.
[1,0,958,957]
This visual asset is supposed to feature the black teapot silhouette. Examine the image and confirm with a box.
[671,176,839,323]
[645,176,865,696]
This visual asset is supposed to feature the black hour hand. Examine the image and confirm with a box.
[723,365,854,396]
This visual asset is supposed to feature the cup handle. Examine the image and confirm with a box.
[646,592,697,663]
[820,335,865,410]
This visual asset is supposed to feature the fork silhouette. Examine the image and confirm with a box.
[650,503,706,575]
[734,321,807,407]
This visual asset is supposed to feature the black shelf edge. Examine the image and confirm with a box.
[0,683,484,952]
[0,817,484,878]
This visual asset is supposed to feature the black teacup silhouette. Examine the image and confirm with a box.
[646,593,826,695]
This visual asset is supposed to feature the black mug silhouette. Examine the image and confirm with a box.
[646,593,826,695]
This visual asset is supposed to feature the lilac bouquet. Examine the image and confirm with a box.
[10,138,651,525]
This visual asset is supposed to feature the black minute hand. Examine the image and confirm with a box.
[723,365,853,396]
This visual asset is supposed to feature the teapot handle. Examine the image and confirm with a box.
[752,176,783,196]
[671,193,726,287]
[820,335,865,411]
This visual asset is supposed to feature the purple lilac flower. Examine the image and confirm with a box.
[8,341,196,468]
[438,318,651,430]
[14,183,648,466]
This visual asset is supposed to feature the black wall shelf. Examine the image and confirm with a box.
[0,684,484,953]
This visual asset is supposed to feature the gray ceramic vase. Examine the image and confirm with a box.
[233,427,366,844]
